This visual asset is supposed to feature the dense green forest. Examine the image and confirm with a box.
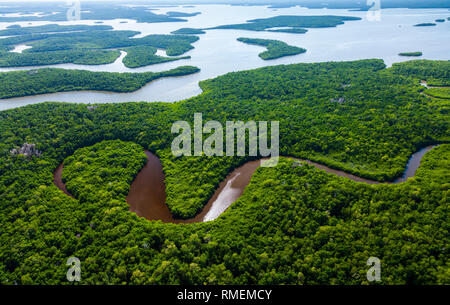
[62,141,148,203]
[389,60,450,86]
[237,37,306,60]
[0,59,448,284]
[0,24,113,36]
[171,28,206,35]
[425,87,450,99]
[210,15,361,32]
[266,28,308,34]
[399,52,422,57]
[122,46,190,68]
[0,49,122,67]
[0,66,200,99]
[0,24,199,67]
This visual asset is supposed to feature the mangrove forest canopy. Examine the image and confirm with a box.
[0,59,448,284]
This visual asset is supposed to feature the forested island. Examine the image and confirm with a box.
[0,24,199,68]
[0,59,448,284]
[399,51,423,57]
[0,66,200,99]
[414,23,436,26]
[122,46,190,68]
[209,15,361,33]
[171,28,206,35]
[237,37,306,60]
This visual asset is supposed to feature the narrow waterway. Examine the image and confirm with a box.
[53,145,438,223]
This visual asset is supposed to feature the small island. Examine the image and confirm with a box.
[399,51,423,57]
[171,28,205,35]
[237,37,306,60]
[414,23,436,27]
[267,28,308,34]
[210,15,361,33]
[435,19,445,23]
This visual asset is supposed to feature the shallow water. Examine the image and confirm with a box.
[0,5,449,110]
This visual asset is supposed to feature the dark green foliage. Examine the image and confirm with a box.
[414,23,437,26]
[211,15,361,32]
[0,59,448,284]
[166,12,201,18]
[266,28,308,34]
[390,60,450,86]
[0,49,121,67]
[237,37,306,60]
[62,140,147,202]
[0,25,199,67]
[399,52,422,57]
[0,24,112,36]
[171,28,206,35]
[425,87,450,99]
[122,46,190,68]
[435,19,445,22]
[0,66,200,99]
[160,152,246,219]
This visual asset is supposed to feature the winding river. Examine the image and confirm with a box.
[53,145,438,223]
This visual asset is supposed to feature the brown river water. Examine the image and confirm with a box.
[54,145,437,223]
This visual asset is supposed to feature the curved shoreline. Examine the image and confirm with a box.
[53,145,438,223]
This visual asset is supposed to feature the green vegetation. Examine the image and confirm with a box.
[237,37,306,60]
[210,15,361,32]
[414,23,436,26]
[138,35,198,56]
[0,49,121,67]
[166,11,201,18]
[399,51,423,57]
[0,66,200,99]
[390,60,450,86]
[435,19,445,22]
[0,24,112,36]
[122,46,190,68]
[161,153,246,219]
[0,25,199,67]
[62,141,148,202]
[0,59,448,284]
[424,87,450,99]
[266,28,308,34]
[171,28,206,35]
